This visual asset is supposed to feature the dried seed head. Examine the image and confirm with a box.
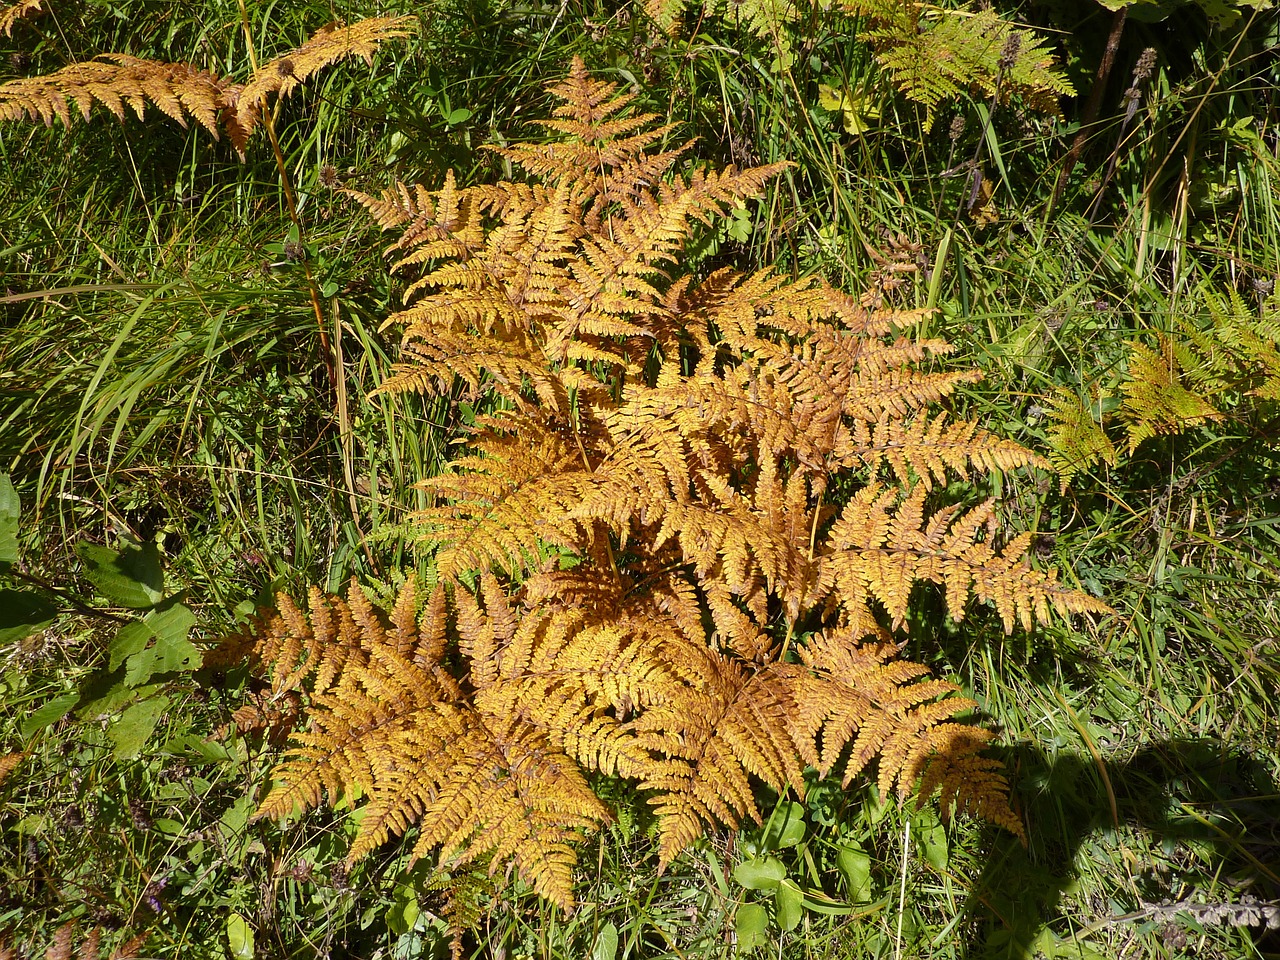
[319,164,340,188]
[998,33,1022,73]
[283,240,306,262]
[1133,47,1157,83]
[129,797,153,832]
[948,114,966,143]
[276,57,296,78]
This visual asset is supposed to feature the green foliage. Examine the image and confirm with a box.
[2,0,1279,956]
[1042,285,1280,479]
[845,1,1075,127]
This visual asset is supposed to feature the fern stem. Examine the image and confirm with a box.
[234,0,337,402]
[234,0,371,569]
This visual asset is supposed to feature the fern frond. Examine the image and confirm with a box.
[417,416,588,580]
[791,631,981,796]
[1041,385,1117,491]
[819,487,1108,632]
[233,17,417,141]
[0,55,233,139]
[915,724,1025,841]
[844,3,1073,127]
[847,411,1048,489]
[635,650,803,864]
[1121,337,1223,452]
[406,711,609,910]
[0,0,43,37]
[242,57,1103,913]
[0,16,412,155]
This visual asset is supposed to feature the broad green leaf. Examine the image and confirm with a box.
[108,621,152,672]
[77,542,164,608]
[837,843,873,903]
[734,903,770,953]
[110,696,168,759]
[0,474,19,564]
[227,912,255,959]
[817,83,880,136]
[0,589,58,644]
[387,884,420,935]
[762,800,806,849]
[774,878,804,931]
[121,604,199,686]
[21,692,79,739]
[919,820,949,871]
[591,922,619,960]
[733,856,786,891]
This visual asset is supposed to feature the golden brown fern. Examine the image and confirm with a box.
[0,16,413,155]
[0,0,43,38]
[241,57,1104,910]
[0,752,22,786]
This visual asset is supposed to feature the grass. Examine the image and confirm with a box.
[2,0,1279,957]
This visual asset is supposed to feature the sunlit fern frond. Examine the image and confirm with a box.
[1041,385,1117,492]
[0,55,234,138]
[1120,337,1223,452]
[843,2,1073,127]
[241,56,1107,913]
[233,16,416,144]
[0,0,43,37]
[0,16,413,155]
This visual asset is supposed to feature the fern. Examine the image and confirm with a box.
[639,0,1073,126]
[1041,386,1117,492]
[1041,285,1280,478]
[0,0,43,38]
[844,2,1075,127]
[236,58,1105,910]
[0,16,414,156]
[0,923,147,960]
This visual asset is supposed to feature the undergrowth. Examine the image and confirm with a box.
[2,1,1277,959]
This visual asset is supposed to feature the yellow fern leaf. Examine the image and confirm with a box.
[1041,385,1117,491]
[0,55,233,138]
[1121,337,1223,452]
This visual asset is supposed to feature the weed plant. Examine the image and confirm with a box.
[2,1,1278,958]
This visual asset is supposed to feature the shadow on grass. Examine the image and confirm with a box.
[964,739,1280,959]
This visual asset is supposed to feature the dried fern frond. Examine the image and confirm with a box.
[234,16,417,143]
[0,16,413,156]
[240,57,1109,911]
[0,751,22,786]
[0,55,234,139]
[0,0,43,38]
[34,923,147,960]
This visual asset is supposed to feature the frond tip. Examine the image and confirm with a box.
[0,15,414,156]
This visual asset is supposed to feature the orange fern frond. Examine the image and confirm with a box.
[0,55,233,138]
[233,16,416,142]
[238,57,1107,913]
[0,0,43,37]
[0,16,413,156]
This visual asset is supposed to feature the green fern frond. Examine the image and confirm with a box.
[1041,386,1118,492]
[1120,337,1223,452]
[844,3,1074,127]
